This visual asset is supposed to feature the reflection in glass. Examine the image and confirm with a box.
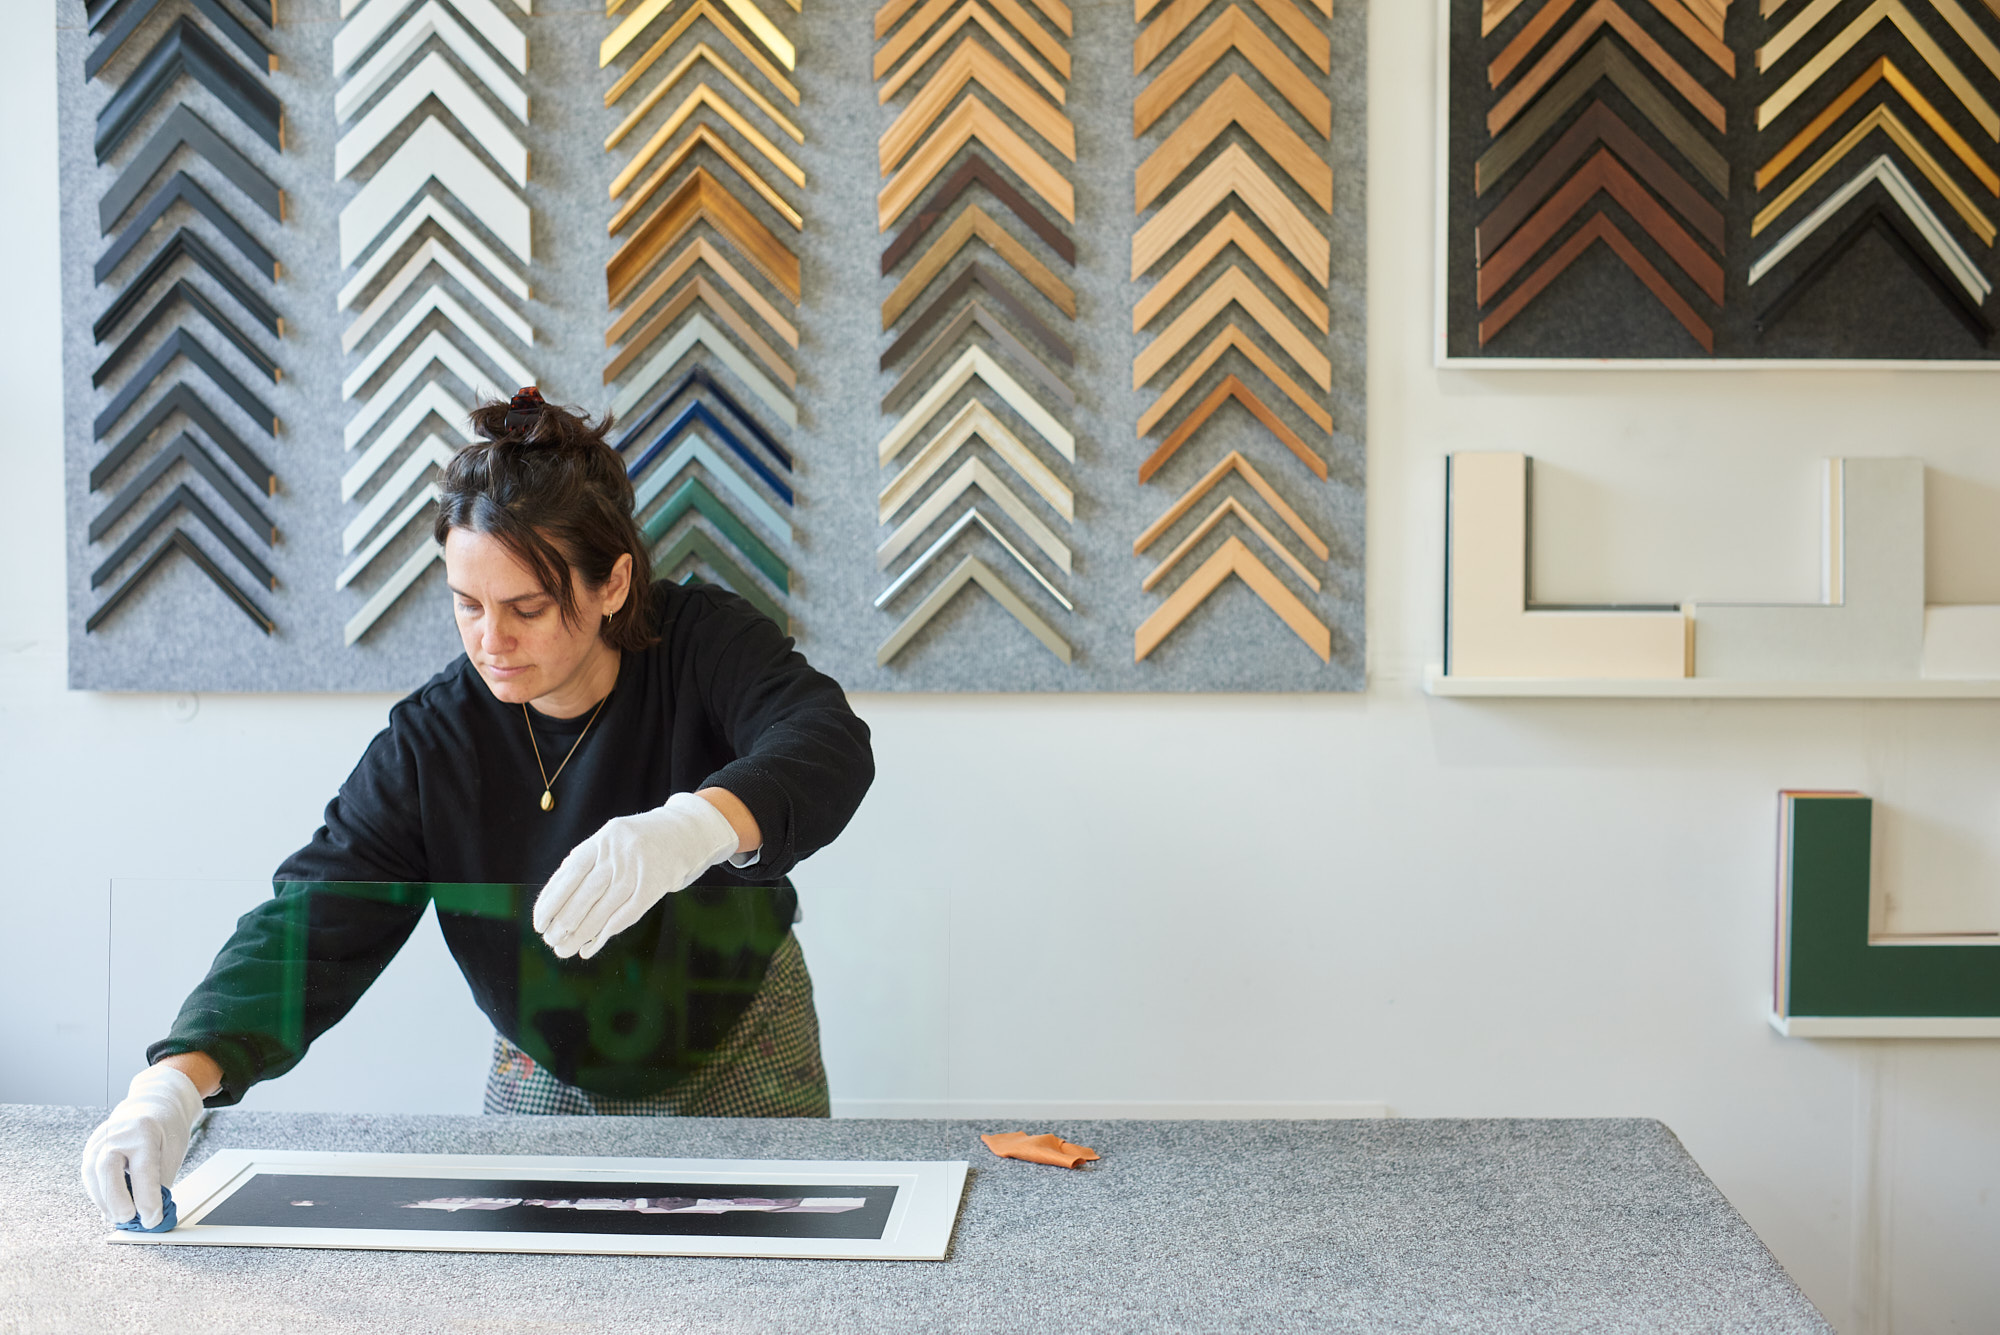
[146,881,790,1104]
[403,1197,865,1213]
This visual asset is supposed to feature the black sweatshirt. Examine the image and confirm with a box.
[150,581,874,1104]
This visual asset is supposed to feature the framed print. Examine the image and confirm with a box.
[107,1150,970,1260]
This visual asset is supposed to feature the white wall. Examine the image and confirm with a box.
[9,3,2000,1331]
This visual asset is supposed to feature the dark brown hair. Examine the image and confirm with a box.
[433,390,656,651]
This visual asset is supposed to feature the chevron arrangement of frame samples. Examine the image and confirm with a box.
[56,0,1365,691]
[850,0,1364,687]
[1442,0,2000,360]
[67,0,289,646]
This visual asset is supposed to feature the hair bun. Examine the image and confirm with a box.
[503,386,546,434]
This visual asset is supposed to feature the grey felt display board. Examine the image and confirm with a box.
[1442,0,2000,362]
[60,0,1366,692]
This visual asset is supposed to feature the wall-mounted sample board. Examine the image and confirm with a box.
[57,0,1365,692]
[1440,0,2000,362]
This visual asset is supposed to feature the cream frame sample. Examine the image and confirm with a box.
[1444,451,1689,679]
[109,1149,970,1260]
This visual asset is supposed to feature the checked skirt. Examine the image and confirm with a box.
[482,932,830,1118]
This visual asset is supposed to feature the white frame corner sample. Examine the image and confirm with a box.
[108,1150,969,1260]
[1687,457,1925,681]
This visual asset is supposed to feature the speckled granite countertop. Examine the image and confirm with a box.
[0,1105,1830,1334]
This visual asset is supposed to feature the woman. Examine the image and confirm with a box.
[80,389,873,1230]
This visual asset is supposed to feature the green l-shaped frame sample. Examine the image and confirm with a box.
[1781,794,2000,1018]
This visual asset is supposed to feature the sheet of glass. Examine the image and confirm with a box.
[107,1151,968,1260]
[109,880,794,1112]
[107,880,494,1113]
[103,874,955,1118]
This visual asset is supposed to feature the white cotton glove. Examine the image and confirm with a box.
[80,1064,204,1228]
[534,791,741,960]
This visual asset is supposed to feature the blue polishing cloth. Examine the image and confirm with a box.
[115,1176,177,1233]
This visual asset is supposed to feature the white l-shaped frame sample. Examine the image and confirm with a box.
[1923,606,2000,679]
[1689,458,1925,681]
[1444,452,1689,679]
[1433,452,2000,695]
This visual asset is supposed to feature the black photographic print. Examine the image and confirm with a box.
[200,1174,898,1240]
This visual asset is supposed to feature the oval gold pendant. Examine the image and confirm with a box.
[540,790,554,812]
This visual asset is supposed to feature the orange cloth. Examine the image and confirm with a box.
[980,1132,1100,1169]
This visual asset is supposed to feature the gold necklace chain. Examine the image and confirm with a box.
[523,692,610,812]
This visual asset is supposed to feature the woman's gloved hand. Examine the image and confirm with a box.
[534,791,741,960]
[80,1064,204,1228]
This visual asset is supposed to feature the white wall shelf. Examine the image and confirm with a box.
[1424,668,2000,699]
[1769,1013,2000,1039]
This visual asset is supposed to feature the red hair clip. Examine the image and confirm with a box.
[503,386,546,433]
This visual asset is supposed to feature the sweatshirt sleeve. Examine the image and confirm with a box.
[147,712,434,1105]
[680,589,875,880]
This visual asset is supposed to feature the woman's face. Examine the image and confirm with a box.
[443,528,630,707]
